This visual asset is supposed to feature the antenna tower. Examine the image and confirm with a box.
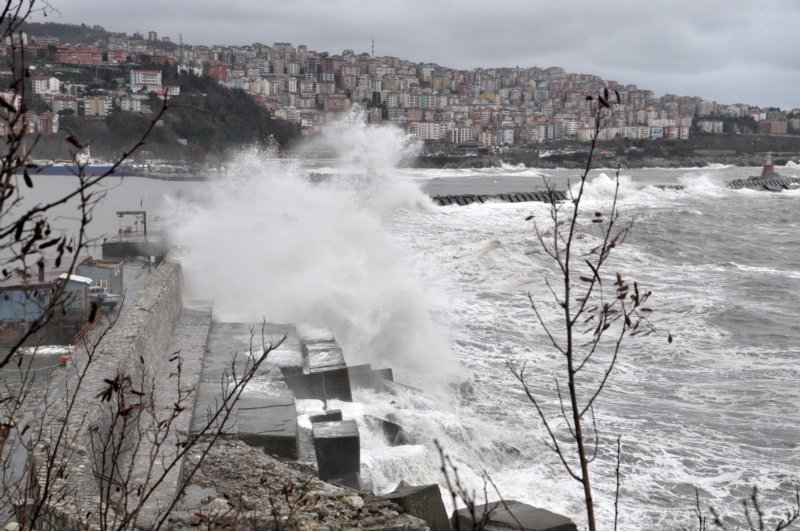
[371,38,374,59]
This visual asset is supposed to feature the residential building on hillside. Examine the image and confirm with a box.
[84,96,111,118]
[12,30,794,150]
[130,69,162,92]
[38,112,59,134]
[759,120,788,135]
[32,76,60,95]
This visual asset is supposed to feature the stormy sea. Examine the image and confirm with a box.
[28,116,800,529]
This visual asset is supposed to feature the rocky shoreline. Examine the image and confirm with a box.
[168,440,428,530]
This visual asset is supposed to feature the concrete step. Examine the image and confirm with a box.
[189,322,303,460]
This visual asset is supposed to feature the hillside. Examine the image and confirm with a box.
[27,69,300,162]
[20,21,116,44]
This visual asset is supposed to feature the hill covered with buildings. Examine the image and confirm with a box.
[6,21,800,166]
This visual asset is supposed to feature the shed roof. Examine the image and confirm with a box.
[57,273,93,285]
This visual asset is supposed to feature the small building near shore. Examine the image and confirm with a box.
[0,263,93,346]
[77,257,123,294]
[56,273,93,318]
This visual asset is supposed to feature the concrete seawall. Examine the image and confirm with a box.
[104,259,183,400]
[38,259,185,529]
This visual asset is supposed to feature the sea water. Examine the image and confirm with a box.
[17,121,799,528]
[165,138,799,529]
[384,165,800,530]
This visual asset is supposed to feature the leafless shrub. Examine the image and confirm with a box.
[508,88,657,531]
[691,486,800,531]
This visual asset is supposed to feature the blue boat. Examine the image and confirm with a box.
[21,148,135,177]
[22,163,134,176]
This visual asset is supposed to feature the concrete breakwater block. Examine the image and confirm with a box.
[282,366,353,402]
[202,322,302,380]
[190,383,299,459]
[384,481,450,531]
[383,380,424,397]
[281,363,397,401]
[237,389,299,460]
[364,415,411,446]
[349,364,394,391]
[292,338,354,401]
[304,341,346,372]
[310,409,343,423]
[452,500,577,531]
[312,419,360,487]
[283,336,396,400]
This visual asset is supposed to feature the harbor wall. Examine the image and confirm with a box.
[96,258,183,400]
[37,259,184,529]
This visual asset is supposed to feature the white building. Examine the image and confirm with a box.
[32,76,60,95]
[449,127,476,144]
[410,121,445,141]
[698,119,724,134]
[130,69,162,92]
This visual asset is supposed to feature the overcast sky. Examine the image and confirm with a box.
[38,0,799,110]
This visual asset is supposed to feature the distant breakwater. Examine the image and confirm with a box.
[432,190,568,206]
[412,152,800,170]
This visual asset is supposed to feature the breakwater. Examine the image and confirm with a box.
[29,256,577,530]
[727,176,800,191]
[432,190,568,206]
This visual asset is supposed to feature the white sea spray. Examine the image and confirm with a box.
[169,112,454,381]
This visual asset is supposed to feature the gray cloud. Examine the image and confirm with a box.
[41,0,799,109]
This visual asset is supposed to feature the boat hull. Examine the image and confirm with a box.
[21,165,134,176]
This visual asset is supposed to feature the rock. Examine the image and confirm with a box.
[343,495,365,509]
[180,484,218,508]
[206,497,231,514]
[457,379,475,400]
[451,500,577,531]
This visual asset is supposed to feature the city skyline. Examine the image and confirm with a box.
[41,0,800,110]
